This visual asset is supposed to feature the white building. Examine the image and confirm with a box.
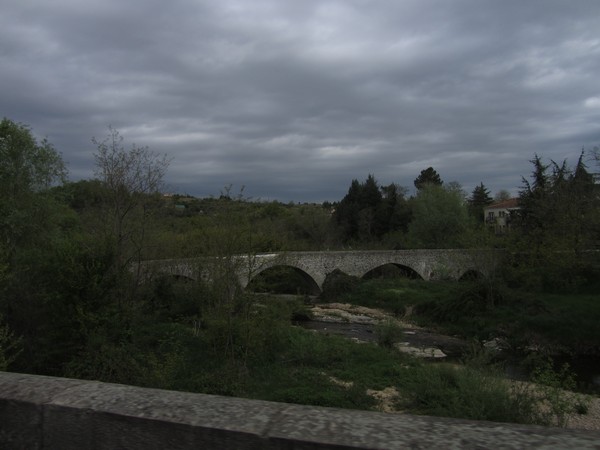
[484,198,520,234]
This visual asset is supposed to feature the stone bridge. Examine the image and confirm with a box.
[136,249,497,292]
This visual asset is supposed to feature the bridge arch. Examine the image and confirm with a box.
[246,264,321,295]
[362,263,423,280]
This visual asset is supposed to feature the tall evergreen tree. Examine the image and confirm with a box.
[468,182,493,221]
[514,151,600,290]
[414,167,443,190]
[518,152,599,252]
[333,179,362,240]
[361,174,382,208]
[518,154,550,232]
[333,175,384,241]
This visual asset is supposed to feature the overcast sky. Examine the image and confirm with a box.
[2,1,600,202]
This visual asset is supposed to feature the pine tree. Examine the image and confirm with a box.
[333,175,384,241]
[518,152,598,251]
[468,182,493,222]
[414,167,443,190]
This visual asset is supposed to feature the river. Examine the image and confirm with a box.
[298,302,600,394]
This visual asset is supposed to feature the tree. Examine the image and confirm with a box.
[357,175,382,239]
[407,184,470,248]
[513,152,600,290]
[0,118,66,195]
[333,175,383,241]
[468,182,493,222]
[93,127,171,303]
[414,167,443,191]
[0,118,67,255]
[494,189,511,203]
[592,145,600,172]
[333,179,362,240]
[377,183,412,237]
[0,120,100,375]
[289,204,334,249]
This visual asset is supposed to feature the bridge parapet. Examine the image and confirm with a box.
[137,249,500,291]
[1,371,598,449]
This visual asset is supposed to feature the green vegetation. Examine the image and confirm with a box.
[406,184,473,248]
[329,276,600,358]
[0,118,598,428]
[468,182,494,222]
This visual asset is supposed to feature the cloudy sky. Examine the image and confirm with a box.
[2,1,600,202]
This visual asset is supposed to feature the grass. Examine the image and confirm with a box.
[120,312,561,426]
[397,363,541,424]
[68,278,597,427]
[243,328,553,425]
[341,277,458,317]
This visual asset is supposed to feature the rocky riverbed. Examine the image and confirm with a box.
[304,302,469,358]
[303,302,600,431]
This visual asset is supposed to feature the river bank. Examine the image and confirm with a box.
[302,302,600,431]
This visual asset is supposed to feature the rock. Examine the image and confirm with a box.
[395,343,447,359]
[483,337,508,352]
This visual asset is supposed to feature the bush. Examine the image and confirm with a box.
[531,359,588,427]
[0,315,22,371]
[399,364,540,424]
[320,269,360,301]
[375,319,404,348]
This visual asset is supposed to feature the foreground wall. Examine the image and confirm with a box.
[1,372,599,450]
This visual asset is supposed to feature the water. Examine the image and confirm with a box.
[298,320,469,357]
[299,321,377,342]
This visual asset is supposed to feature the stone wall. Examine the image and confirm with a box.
[1,371,599,449]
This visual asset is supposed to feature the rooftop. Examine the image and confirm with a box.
[486,198,520,209]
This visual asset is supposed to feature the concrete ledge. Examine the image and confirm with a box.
[1,371,600,449]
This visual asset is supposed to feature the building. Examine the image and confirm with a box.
[484,198,520,234]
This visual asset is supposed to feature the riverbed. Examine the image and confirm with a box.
[299,302,600,430]
[301,302,469,358]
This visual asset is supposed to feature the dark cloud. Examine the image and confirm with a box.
[2,0,600,201]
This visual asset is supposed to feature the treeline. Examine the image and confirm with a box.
[331,170,479,248]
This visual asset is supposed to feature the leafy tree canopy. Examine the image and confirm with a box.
[494,189,511,203]
[0,118,66,199]
[0,118,68,255]
[407,184,470,248]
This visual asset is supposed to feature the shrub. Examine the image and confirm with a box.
[398,364,540,424]
[375,319,404,348]
[320,269,360,301]
[531,359,589,427]
[0,315,22,371]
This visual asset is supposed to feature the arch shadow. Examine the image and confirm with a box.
[362,263,423,281]
[458,270,485,281]
[247,265,321,295]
